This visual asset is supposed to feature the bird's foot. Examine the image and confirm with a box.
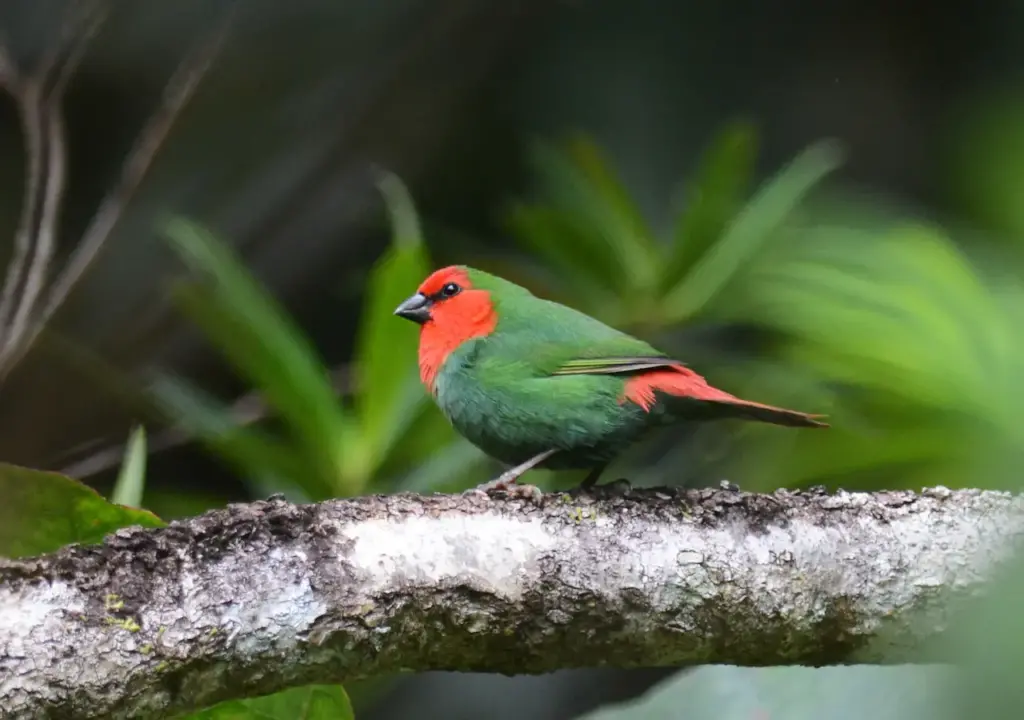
[463,449,556,504]
[466,471,543,504]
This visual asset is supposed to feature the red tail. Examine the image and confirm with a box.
[621,367,828,428]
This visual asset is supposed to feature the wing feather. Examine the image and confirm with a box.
[552,356,686,376]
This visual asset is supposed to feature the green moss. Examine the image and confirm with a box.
[104,616,141,632]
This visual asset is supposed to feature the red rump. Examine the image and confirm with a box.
[620,365,826,428]
[621,365,745,411]
[416,266,498,392]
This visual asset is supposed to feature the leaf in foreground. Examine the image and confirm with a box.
[0,462,164,559]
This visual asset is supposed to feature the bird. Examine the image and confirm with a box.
[394,265,827,497]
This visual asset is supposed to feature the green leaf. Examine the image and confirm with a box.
[753,225,1014,420]
[565,135,659,286]
[111,425,147,508]
[580,666,947,720]
[731,217,1024,491]
[353,174,431,469]
[515,137,657,293]
[150,374,315,494]
[661,140,843,321]
[0,462,164,559]
[664,121,757,289]
[183,684,354,720]
[165,218,350,495]
[504,202,619,311]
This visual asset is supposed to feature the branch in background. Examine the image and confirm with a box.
[4,0,109,353]
[0,3,233,380]
[2,486,1023,719]
[0,0,108,348]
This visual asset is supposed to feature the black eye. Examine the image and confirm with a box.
[441,282,461,297]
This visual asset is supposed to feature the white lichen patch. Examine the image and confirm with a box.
[176,546,328,657]
[0,578,82,699]
[342,514,556,600]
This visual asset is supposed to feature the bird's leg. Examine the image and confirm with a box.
[578,464,607,491]
[470,448,558,501]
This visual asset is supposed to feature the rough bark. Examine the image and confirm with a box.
[1,486,1023,719]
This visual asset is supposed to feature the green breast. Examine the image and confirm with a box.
[432,338,652,468]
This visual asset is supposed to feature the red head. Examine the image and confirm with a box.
[394,266,497,390]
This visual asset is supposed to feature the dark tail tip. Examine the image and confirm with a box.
[725,402,830,428]
[761,409,829,428]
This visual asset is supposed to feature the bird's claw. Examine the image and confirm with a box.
[466,473,544,504]
[505,483,544,503]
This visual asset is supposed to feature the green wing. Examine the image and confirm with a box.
[484,294,686,378]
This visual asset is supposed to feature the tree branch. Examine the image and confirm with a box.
[1,486,1022,719]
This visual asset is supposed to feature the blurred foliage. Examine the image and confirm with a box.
[156,216,355,498]
[733,207,1024,492]
[502,126,843,331]
[111,425,148,508]
[152,176,486,502]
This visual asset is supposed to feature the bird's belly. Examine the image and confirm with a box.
[435,374,649,469]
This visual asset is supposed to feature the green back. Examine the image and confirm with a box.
[464,267,667,374]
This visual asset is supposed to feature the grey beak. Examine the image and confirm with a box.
[394,293,431,324]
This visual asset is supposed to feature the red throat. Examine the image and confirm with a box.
[416,267,498,391]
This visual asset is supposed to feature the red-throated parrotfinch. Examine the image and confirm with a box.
[394,266,826,497]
